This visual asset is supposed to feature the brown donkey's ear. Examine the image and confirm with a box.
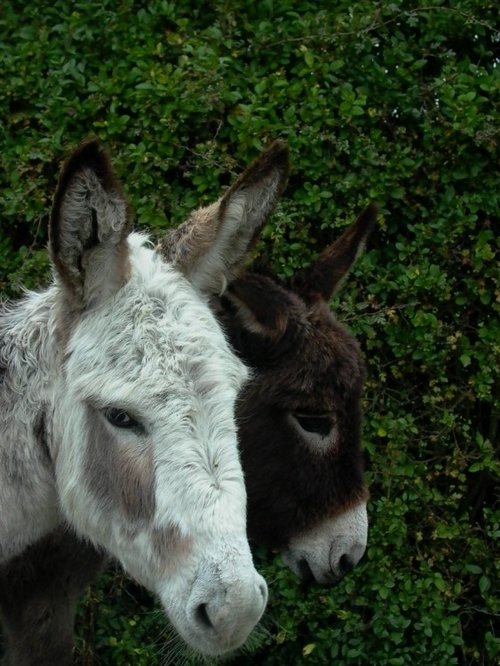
[160,140,290,295]
[292,203,377,303]
[224,274,304,341]
[50,140,132,308]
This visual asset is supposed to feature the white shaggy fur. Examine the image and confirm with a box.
[0,143,274,656]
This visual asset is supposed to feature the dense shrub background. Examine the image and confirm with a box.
[1,1,498,664]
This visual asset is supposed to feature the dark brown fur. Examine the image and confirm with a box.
[218,203,376,549]
[221,276,368,548]
[0,528,103,666]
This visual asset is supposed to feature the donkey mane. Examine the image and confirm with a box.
[0,290,59,409]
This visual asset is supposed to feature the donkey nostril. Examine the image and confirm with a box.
[258,581,267,601]
[338,554,354,576]
[195,603,214,631]
[297,558,314,583]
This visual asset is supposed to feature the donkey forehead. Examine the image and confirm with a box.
[312,322,363,386]
[65,244,248,397]
[275,317,365,403]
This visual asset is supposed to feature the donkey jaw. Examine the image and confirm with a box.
[157,536,268,656]
[281,502,368,586]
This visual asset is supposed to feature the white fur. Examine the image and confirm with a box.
[55,237,250,553]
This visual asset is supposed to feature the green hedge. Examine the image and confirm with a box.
[1,1,498,664]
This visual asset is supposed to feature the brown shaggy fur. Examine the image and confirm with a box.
[220,274,368,548]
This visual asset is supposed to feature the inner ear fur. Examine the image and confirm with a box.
[49,140,132,306]
[159,140,290,294]
[292,203,377,303]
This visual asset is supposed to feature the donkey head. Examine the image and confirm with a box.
[46,140,287,655]
[202,147,376,586]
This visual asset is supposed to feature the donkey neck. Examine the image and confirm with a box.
[0,285,61,409]
[0,285,62,563]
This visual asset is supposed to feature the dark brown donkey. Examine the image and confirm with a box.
[0,142,375,665]
[219,202,375,586]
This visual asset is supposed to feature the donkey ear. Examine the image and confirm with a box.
[223,274,303,341]
[50,140,132,308]
[292,204,377,303]
[160,140,290,294]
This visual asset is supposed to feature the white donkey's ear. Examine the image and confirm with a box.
[50,140,132,308]
[160,140,290,294]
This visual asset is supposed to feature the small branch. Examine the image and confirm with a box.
[250,6,499,50]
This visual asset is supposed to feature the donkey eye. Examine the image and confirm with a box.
[293,414,333,437]
[104,407,139,429]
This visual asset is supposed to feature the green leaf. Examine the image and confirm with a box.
[479,575,491,594]
[303,643,316,656]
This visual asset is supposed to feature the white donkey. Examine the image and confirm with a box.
[0,140,288,656]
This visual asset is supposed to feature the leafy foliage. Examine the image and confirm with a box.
[1,0,498,664]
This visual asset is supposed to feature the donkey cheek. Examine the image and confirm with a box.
[83,411,155,521]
